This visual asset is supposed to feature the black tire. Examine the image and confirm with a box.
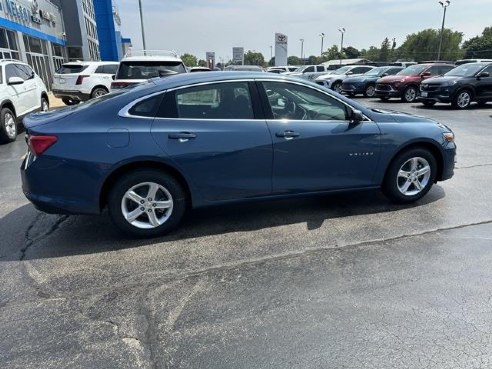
[451,90,472,109]
[62,97,80,106]
[379,96,390,102]
[331,81,342,94]
[382,148,437,204]
[108,169,187,238]
[347,92,355,97]
[0,107,17,143]
[364,84,376,98]
[41,96,49,112]
[91,87,108,99]
[422,100,436,107]
[402,86,418,103]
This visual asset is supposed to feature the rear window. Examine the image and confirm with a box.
[116,61,186,80]
[56,64,89,74]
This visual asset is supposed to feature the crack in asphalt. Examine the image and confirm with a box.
[456,163,492,169]
[20,214,69,261]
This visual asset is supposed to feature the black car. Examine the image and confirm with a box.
[419,62,492,109]
[341,66,404,97]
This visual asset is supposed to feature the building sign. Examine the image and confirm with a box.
[5,0,31,22]
[232,47,244,64]
[206,51,215,69]
[275,32,288,66]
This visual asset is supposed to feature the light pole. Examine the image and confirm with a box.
[270,45,273,60]
[338,28,346,65]
[299,38,304,62]
[138,0,147,51]
[437,0,451,61]
[320,33,325,56]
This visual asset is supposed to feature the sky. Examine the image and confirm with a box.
[114,0,491,62]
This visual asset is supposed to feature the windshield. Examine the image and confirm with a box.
[445,63,485,77]
[116,61,186,80]
[397,64,427,76]
[333,66,351,74]
[364,67,386,76]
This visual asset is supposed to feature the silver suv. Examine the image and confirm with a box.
[0,60,48,143]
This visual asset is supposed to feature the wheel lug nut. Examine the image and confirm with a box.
[140,200,145,204]
[152,203,156,207]
[148,209,152,213]
[148,198,152,201]
[140,207,145,211]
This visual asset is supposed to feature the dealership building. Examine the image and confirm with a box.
[0,0,130,89]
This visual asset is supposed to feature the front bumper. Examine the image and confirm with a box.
[341,83,365,95]
[374,85,403,98]
[418,87,453,104]
[440,142,456,181]
[52,89,91,102]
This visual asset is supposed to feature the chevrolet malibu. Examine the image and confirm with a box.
[21,72,456,237]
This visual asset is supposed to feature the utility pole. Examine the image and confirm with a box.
[437,0,451,61]
[138,0,147,51]
[338,28,346,65]
[299,38,304,62]
[320,33,325,56]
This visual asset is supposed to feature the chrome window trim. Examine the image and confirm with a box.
[118,78,373,122]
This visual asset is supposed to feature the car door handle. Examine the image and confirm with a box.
[276,130,300,139]
[168,132,197,141]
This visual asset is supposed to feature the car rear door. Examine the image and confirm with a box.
[17,64,38,112]
[150,81,273,202]
[475,65,492,100]
[258,80,381,193]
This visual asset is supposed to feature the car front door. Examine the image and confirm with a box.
[259,81,380,193]
[150,81,273,202]
[475,65,492,100]
[5,64,28,115]
[17,64,38,112]
[258,80,381,193]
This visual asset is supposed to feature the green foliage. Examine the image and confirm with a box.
[361,46,380,61]
[379,38,391,62]
[462,27,492,59]
[180,53,197,67]
[287,56,302,65]
[398,28,464,62]
[244,51,265,66]
[343,46,360,59]
[268,57,275,66]
[197,59,207,67]
[321,45,339,61]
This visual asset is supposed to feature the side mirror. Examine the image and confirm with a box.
[478,71,490,79]
[346,71,353,75]
[381,73,389,77]
[111,75,116,80]
[8,76,24,85]
[349,109,364,124]
[420,71,431,78]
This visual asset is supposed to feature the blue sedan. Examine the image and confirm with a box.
[21,72,456,237]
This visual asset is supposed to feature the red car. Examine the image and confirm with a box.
[375,63,455,102]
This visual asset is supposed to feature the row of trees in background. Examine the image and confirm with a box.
[180,27,492,67]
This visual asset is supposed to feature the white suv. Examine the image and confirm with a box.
[0,60,49,143]
[111,50,187,90]
[52,61,119,105]
[315,65,375,93]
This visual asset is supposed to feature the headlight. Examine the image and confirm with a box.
[443,132,454,142]
[444,80,458,87]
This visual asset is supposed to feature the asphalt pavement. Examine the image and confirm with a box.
[1,98,492,369]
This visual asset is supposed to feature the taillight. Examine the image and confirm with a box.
[76,75,90,85]
[111,81,130,89]
[27,135,58,157]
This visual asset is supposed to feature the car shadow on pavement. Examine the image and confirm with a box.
[0,187,445,261]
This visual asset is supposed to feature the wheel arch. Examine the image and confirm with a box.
[99,160,193,211]
[453,86,476,100]
[1,99,16,116]
[91,85,109,95]
[41,91,49,101]
[382,140,445,184]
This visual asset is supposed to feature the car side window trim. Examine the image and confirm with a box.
[254,79,373,122]
[119,79,267,121]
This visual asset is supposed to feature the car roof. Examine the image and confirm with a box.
[121,55,182,62]
[62,61,119,66]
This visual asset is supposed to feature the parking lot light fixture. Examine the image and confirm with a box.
[320,33,325,56]
[138,0,147,51]
[437,0,451,61]
[300,38,304,62]
[338,28,346,65]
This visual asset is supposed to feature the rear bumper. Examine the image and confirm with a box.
[52,89,90,101]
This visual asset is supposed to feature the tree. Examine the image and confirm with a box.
[343,46,360,59]
[321,45,339,61]
[244,51,265,66]
[398,28,464,62]
[287,56,302,65]
[379,38,391,62]
[180,53,197,67]
[462,27,492,59]
[361,46,380,61]
[307,55,321,65]
[268,57,275,66]
[197,59,207,67]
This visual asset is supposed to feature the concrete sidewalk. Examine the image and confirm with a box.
[47,92,66,109]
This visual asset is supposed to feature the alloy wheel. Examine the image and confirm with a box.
[396,157,431,196]
[121,182,174,229]
[4,112,16,139]
[365,85,375,97]
[456,91,471,109]
[404,87,417,102]
[42,99,49,112]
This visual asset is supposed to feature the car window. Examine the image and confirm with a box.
[350,67,366,74]
[95,65,105,74]
[172,82,254,120]
[15,64,33,80]
[116,61,186,79]
[262,81,348,121]
[316,66,325,72]
[104,64,119,74]
[56,64,89,74]
[439,65,454,75]
[387,68,402,75]
[426,66,441,75]
[483,65,492,75]
[303,66,315,73]
[5,64,17,81]
[128,94,162,117]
